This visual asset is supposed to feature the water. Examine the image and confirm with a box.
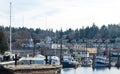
[61,67,120,74]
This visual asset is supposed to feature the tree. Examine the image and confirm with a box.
[89,23,99,39]
[100,25,108,39]
[0,27,8,54]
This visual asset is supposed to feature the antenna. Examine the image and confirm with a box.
[22,16,24,27]
[45,16,47,30]
[10,2,12,53]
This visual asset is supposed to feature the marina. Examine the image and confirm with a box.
[1,0,120,74]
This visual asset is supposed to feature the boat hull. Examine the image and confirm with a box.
[61,61,77,68]
[81,64,91,67]
[81,59,92,67]
[94,63,109,67]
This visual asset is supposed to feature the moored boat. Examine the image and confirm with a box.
[94,55,109,67]
[19,54,46,65]
[61,54,79,68]
[81,58,92,67]
[47,56,60,65]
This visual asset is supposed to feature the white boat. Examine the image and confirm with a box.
[48,56,60,65]
[0,61,15,65]
[94,55,109,67]
[19,55,60,66]
[19,54,46,65]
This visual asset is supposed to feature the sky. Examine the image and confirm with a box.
[0,0,120,31]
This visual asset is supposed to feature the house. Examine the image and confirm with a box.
[21,38,34,48]
[73,50,90,58]
[86,48,97,56]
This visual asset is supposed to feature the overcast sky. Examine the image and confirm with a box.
[0,0,120,31]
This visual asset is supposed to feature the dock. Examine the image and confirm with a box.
[3,64,62,74]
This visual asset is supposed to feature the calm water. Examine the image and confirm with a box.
[61,67,120,74]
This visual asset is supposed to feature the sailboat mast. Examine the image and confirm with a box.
[60,29,63,64]
[10,2,12,53]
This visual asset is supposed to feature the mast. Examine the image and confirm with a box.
[54,34,57,56]
[10,2,12,53]
[60,29,63,64]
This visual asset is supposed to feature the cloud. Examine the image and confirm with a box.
[1,0,120,31]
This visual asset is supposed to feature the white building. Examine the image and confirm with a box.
[28,38,34,47]
[51,43,68,49]
[45,36,52,48]
[73,50,90,58]
[21,38,34,48]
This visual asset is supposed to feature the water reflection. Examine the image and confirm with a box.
[93,67,108,71]
[61,67,120,74]
[62,68,73,71]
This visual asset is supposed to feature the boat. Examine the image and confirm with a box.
[61,54,79,68]
[81,41,92,67]
[94,55,109,67]
[81,58,92,67]
[47,56,60,65]
[19,54,46,65]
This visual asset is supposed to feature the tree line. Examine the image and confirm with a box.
[2,23,120,42]
[63,23,120,43]
[0,24,120,53]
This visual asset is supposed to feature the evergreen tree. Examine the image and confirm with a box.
[0,27,8,54]
[100,25,108,39]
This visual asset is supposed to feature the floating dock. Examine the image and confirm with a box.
[4,64,62,74]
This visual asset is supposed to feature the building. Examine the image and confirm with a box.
[21,38,34,48]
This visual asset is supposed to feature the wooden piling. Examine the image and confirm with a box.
[116,50,120,68]
[92,54,95,69]
[108,49,111,68]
